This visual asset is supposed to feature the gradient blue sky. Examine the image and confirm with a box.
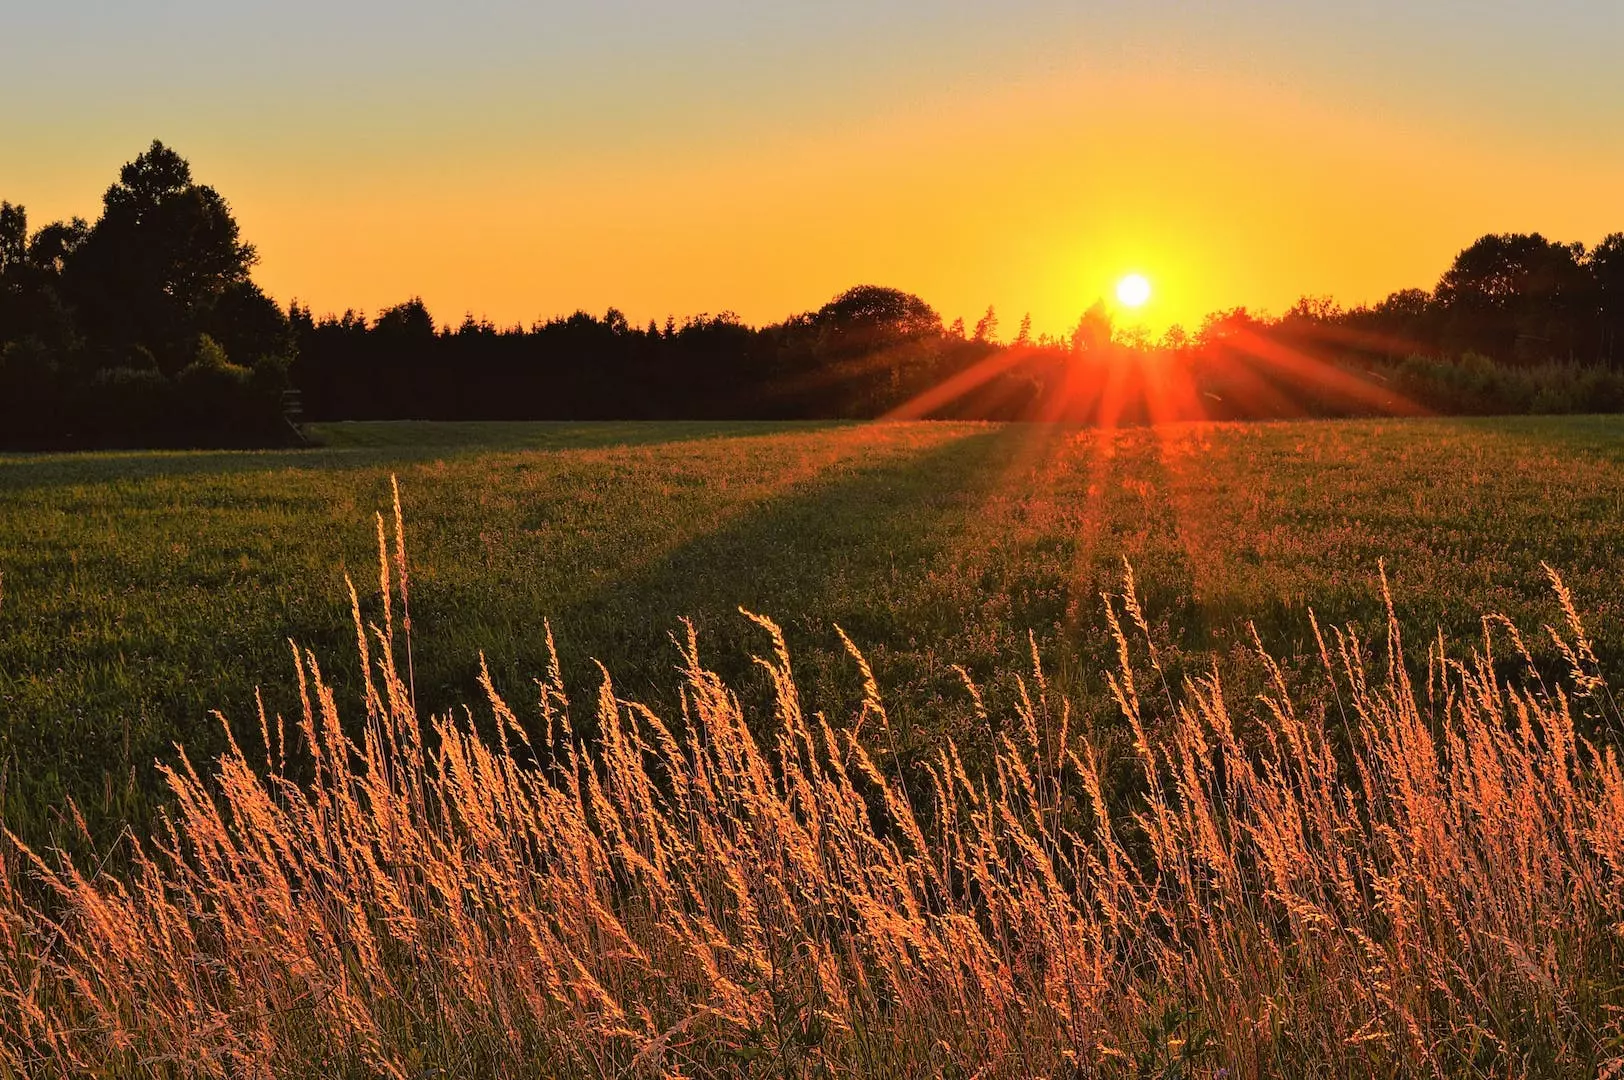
[4,1,1620,333]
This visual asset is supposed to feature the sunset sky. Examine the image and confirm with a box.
[5,1,1621,336]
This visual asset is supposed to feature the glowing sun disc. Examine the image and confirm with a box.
[1116,273,1152,308]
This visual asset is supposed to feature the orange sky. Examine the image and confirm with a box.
[5,3,1621,337]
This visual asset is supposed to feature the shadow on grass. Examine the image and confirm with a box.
[480,425,1076,744]
[0,420,846,492]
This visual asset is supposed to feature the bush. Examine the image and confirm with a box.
[164,335,289,443]
[78,365,173,440]
[1388,351,1624,415]
[0,338,64,446]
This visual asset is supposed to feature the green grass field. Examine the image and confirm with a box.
[3,416,1623,837]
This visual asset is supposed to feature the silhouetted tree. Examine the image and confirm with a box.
[1375,288,1433,320]
[0,204,30,345]
[814,285,940,344]
[374,298,437,341]
[63,140,260,373]
[1071,302,1112,354]
[1284,295,1342,323]
[0,142,296,446]
[1590,234,1624,365]
[0,203,25,278]
[26,218,90,275]
[0,205,83,349]
[973,305,998,344]
[1436,233,1588,362]
[203,281,294,369]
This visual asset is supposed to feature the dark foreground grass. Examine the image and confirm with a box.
[2,416,1623,840]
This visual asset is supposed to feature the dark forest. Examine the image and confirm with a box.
[4,142,1623,448]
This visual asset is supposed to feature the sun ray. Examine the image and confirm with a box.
[881,346,1035,420]
[1225,328,1429,416]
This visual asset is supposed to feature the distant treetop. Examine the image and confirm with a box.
[815,285,941,340]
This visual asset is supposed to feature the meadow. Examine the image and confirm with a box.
[4,416,1624,1076]
[2,416,1623,841]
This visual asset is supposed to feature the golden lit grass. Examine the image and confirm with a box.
[5,416,1624,853]
[2,487,1621,1078]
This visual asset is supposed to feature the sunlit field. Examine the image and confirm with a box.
[4,417,1624,1075]
[3,417,1623,842]
[3,415,1624,1076]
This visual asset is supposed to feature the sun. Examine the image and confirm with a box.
[1116,273,1152,309]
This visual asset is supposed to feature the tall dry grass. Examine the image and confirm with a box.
[2,485,1622,1078]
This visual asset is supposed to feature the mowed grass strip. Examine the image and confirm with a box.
[1,416,1622,837]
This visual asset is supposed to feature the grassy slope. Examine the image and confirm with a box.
[2,416,1622,835]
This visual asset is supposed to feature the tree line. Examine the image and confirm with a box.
[4,141,1624,447]
[0,143,294,447]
